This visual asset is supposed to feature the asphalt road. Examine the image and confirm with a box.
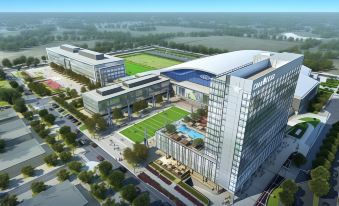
[8,72,171,205]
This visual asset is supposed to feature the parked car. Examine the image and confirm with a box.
[118,166,127,173]
[96,155,104,161]
[48,108,54,111]
[91,142,98,148]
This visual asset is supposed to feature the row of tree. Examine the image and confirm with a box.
[50,62,100,90]
[1,55,44,68]
[27,81,51,96]
[52,95,107,134]
[309,121,339,197]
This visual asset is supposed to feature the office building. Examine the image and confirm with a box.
[82,74,170,114]
[155,51,304,192]
[46,44,125,86]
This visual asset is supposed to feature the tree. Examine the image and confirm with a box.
[0,69,6,80]
[192,138,204,148]
[33,58,40,67]
[165,124,176,133]
[59,151,72,163]
[155,94,163,103]
[92,113,107,132]
[41,56,47,61]
[0,173,9,190]
[90,183,107,200]
[279,180,298,206]
[112,108,124,119]
[59,126,71,136]
[13,98,27,113]
[80,86,87,93]
[97,161,112,178]
[133,143,148,161]
[26,56,35,67]
[292,153,307,167]
[70,89,78,98]
[45,136,56,145]
[107,170,125,189]
[23,111,34,121]
[67,161,83,173]
[38,109,48,117]
[31,181,47,194]
[132,193,150,206]
[183,116,191,122]
[21,166,35,177]
[43,113,55,125]
[51,142,64,153]
[44,153,58,166]
[0,194,18,206]
[63,132,77,148]
[309,178,330,197]
[9,81,18,88]
[120,184,137,202]
[0,139,5,153]
[1,58,12,68]
[103,199,123,206]
[191,112,200,122]
[78,171,94,184]
[310,166,330,181]
[57,169,70,182]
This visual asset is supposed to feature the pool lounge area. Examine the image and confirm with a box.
[177,124,205,139]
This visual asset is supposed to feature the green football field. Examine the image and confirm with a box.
[120,106,189,143]
[124,62,154,76]
[123,53,181,76]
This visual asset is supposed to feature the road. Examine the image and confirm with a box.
[5,68,170,205]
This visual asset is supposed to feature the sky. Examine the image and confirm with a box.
[0,0,338,12]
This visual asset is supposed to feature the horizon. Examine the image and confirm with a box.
[1,0,339,12]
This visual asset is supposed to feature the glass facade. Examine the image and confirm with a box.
[205,57,303,192]
[46,49,125,86]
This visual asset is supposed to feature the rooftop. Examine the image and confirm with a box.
[83,74,169,101]
[18,180,88,206]
[0,138,45,171]
[46,45,123,66]
[295,66,319,99]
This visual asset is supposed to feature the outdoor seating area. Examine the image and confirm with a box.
[156,156,189,179]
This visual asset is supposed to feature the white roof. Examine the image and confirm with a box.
[164,50,266,75]
[294,67,319,99]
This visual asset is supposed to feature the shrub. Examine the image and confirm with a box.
[57,169,70,182]
[21,166,35,177]
[67,161,83,173]
[120,184,137,202]
[31,181,47,194]
[0,173,9,190]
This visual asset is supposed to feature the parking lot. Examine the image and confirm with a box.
[25,66,84,92]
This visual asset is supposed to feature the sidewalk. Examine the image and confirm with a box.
[82,129,196,206]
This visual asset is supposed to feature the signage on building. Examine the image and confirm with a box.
[253,74,275,90]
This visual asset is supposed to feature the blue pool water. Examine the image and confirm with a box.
[177,124,204,139]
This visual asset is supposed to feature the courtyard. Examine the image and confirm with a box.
[119,106,189,143]
[25,66,84,92]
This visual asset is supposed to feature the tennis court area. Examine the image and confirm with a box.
[120,106,189,143]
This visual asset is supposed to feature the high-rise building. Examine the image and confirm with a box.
[155,51,304,193]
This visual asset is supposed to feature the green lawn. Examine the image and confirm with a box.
[125,61,155,76]
[288,122,308,138]
[267,187,282,206]
[177,181,209,205]
[120,106,189,143]
[0,80,11,88]
[0,101,10,106]
[123,53,181,68]
[299,117,320,128]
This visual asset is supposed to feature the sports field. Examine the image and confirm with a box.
[123,53,181,76]
[120,106,189,143]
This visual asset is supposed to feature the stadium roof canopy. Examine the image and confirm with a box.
[164,50,265,75]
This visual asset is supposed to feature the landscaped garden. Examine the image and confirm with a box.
[120,106,189,143]
[121,53,181,76]
[288,117,320,138]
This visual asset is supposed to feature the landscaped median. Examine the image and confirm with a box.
[148,162,209,206]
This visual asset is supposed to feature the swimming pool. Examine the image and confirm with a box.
[177,124,204,139]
